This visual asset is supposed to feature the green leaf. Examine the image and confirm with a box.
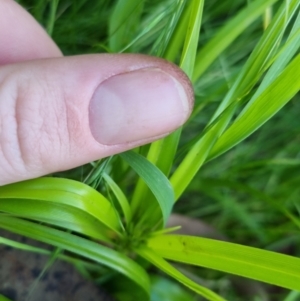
[137,247,226,301]
[253,13,300,98]
[0,178,120,233]
[151,0,186,58]
[180,0,204,78]
[209,0,299,123]
[103,172,132,225]
[136,0,204,208]
[283,291,300,301]
[193,0,279,81]
[120,151,174,226]
[0,199,111,241]
[0,235,109,274]
[109,0,145,52]
[208,52,300,160]
[151,275,196,301]
[148,235,300,291]
[164,1,193,62]
[0,216,150,298]
[0,235,49,254]
[0,295,12,301]
[46,0,59,36]
[170,0,300,199]
[171,103,237,200]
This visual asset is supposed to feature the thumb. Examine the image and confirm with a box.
[0,54,193,185]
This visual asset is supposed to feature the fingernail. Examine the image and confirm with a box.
[89,68,191,145]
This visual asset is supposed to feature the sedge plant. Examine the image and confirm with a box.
[1,0,300,300]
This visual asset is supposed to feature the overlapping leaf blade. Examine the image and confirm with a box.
[0,178,120,233]
[0,199,110,241]
[170,0,300,199]
[109,0,144,52]
[208,52,300,160]
[0,216,150,298]
[193,0,279,81]
[130,0,205,222]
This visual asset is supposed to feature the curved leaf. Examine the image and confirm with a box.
[0,216,150,298]
[0,178,120,233]
[0,199,110,241]
[120,151,174,226]
[103,172,132,225]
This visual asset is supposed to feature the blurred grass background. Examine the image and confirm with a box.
[14,0,300,300]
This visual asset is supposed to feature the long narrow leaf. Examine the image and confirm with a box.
[208,52,300,160]
[109,0,144,52]
[170,0,300,199]
[164,1,192,62]
[148,235,300,291]
[171,104,237,200]
[121,151,174,226]
[0,199,110,241]
[0,295,12,301]
[0,178,120,233]
[210,0,299,122]
[193,0,279,81]
[0,216,150,298]
[103,172,132,225]
[180,0,204,78]
[137,247,226,301]
[134,0,204,208]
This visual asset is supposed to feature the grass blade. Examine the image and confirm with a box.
[0,199,111,241]
[148,235,300,291]
[180,0,204,78]
[0,216,150,298]
[120,151,174,226]
[137,247,226,301]
[0,177,120,233]
[0,295,12,301]
[103,172,132,225]
[208,52,300,160]
[210,0,299,123]
[134,0,204,208]
[193,0,279,81]
[46,0,59,36]
[171,104,237,200]
[164,0,192,62]
[170,0,300,199]
[253,13,300,97]
[109,0,144,52]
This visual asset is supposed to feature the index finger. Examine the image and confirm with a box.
[0,0,61,65]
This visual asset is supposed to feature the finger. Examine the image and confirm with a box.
[0,0,61,65]
[0,54,194,185]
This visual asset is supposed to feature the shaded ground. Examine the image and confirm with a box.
[0,230,115,301]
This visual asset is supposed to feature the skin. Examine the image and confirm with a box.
[0,0,194,185]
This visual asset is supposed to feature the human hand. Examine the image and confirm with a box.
[0,0,194,186]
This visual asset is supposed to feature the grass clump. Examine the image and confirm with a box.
[2,0,300,300]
